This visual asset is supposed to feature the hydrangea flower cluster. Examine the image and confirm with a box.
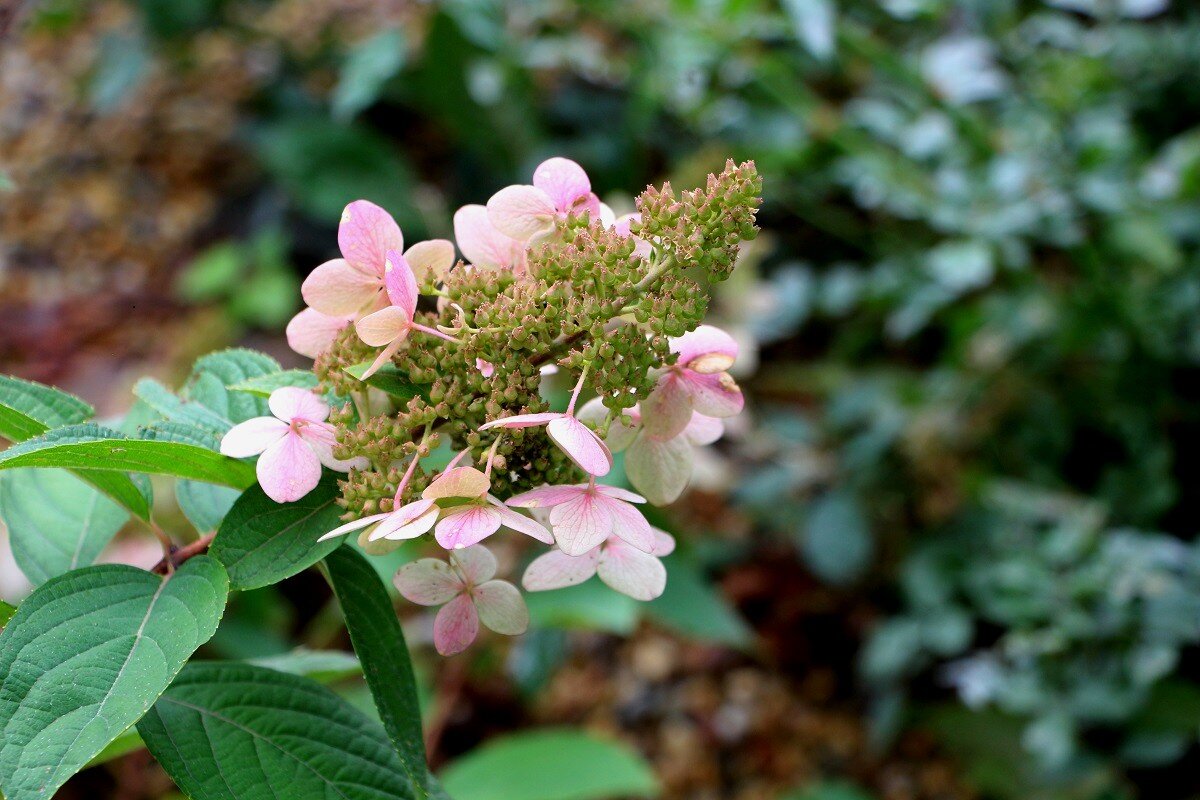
[222,157,760,654]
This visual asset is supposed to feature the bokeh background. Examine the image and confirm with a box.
[3,0,1200,798]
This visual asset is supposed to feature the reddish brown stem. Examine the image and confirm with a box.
[151,532,216,575]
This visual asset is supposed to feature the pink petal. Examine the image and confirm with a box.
[405,239,456,283]
[594,484,647,504]
[547,416,612,477]
[383,250,419,316]
[548,493,613,556]
[435,505,502,549]
[302,258,382,316]
[598,540,667,601]
[450,544,498,584]
[256,430,323,503]
[478,412,562,430]
[522,548,600,591]
[475,358,495,378]
[672,324,739,370]
[506,484,587,509]
[685,371,744,418]
[532,157,592,213]
[286,307,352,359]
[423,466,490,500]
[269,387,330,424]
[359,339,403,380]
[433,594,478,656]
[304,422,369,472]
[601,495,656,553]
[338,200,403,278]
[220,416,288,458]
[453,204,526,272]
[639,373,694,441]
[650,527,676,556]
[318,512,389,542]
[370,498,439,541]
[488,497,554,543]
[395,558,463,605]
[683,413,724,446]
[355,305,412,347]
[625,434,693,506]
[612,212,641,238]
[486,185,557,241]
[472,580,528,635]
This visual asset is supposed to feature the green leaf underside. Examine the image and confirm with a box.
[248,648,362,682]
[185,349,280,424]
[137,662,418,800]
[0,376,152,519]
[176,479,241,533]
[0,423,255,489]
[0,468,129,585]
[0,558,228,800]
[227,369,319,397]
[210,475,345,590]
[134,378,233,434]
[0,375,93,443]
[344,361,426,399]
[439,728,660,800]
[323,547,432,797]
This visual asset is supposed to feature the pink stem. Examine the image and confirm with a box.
[411,323,461,344]
[566,364,590,415]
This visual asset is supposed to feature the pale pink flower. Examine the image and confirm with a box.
[422,465,552,550]
[394,545,528,656]
[220,387,367,503]
[453,204,528,273]
[579,398,722,506]
[354,250,459,378]
[640,325,743,441]
[301,200,402,317]
[523,527,676,601]
[506,479,655,556]
[285,307,354,359]
[486,157,601,242]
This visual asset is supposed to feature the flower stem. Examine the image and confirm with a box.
[566,362,591,415]
[412,322,461,344]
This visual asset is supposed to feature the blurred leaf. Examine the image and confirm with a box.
[783,0,835,61]
[249,648,363,682]
[85,727,145,768]
[800,490,873,585]
[88,33,149,112]
[525,580,639,634]
[176,479,241,532]
[783,781,875,800]
[334,29,408,121]
[646,554,752,648]
[227,370,320,397]
[178,242,242,302]
[134,378,232,433]
[185,349,280,423]
[439,729,659,800]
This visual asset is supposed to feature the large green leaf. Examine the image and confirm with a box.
[134,377,232,433]
[0,375,92,442]
[210,476,344,590]
[0,557,228,800]
[137,662,418,800]
[0,423,255,489]
[227,369,319,398]
[439,729,660,800]
[323,547,433,797]
[184,349,281,423]
[0,468,129,584]
[176,479,241,532]
[345,361,427,400]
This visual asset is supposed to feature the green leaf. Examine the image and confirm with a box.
[0,557,228,800]
[210,475,345,590]
[800,490,873,585]
[227,369,319,398]
[80,471,154,521]
[248,648,362,682]
[645,554,752,648]
[345,361,426,400]
[185,349,281,423]
[525,580,639,634]
[439,729,660,800]
[0,600,15,628]
[783,781,876,800]
[323,547,433,797]
[0,468,129,584]
[177,241,242,301]
[176,479,241,532]
[0,423,255,489]
[0,374,93,442]
[85,727,145,768]
[134,377,233,433]
[333,28,407,120]
[137,662,419,800]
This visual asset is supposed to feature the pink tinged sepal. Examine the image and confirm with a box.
[488,496,554,543]
[301,258,381,317]
[286,307,352,359]
[597,539,667,601]
[650,528,676,556]
[476,358,496,378]
[486,185,557,241]
[220,416,288,458]
[522,548,600,591]
[356,305,412,347]
[452,545,498,584]
[684,413,724,446]
[625,433,693,507]
[383,249,419,316]
[472,580,529,635]
[506,483,588,509]
[672,324,739,370]
[406,239,455,283]
[602,494,656,553]
[270,386,330,424]
[433,594,479,656]
[640,374,694,441]
[256,430,323,503]
[369,498,439,541]
[547,416,613,477]
[479,412,562,430]
[453,204,526,272]
[339,200,403,277]
[532,157,592,212]
[318,512,388,542]
[549,492,613,556]
[424,466,490,500]
[435,505,502,549]
[686,371,744,418]
[394,557,463,605]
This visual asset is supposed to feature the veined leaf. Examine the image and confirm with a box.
[0,423,255,489]
[345,361,426,400]
[0,557,228,800]
[176,479,241,532]
[0,468,129,584]
[324,547,433,797]
[210,475,344,590]
[249,648,362,682]
[0,374,92,442]
[134,377,233,433]
[184,349,281,423]
[439,729,660,800]
[227,369,319,398]
[137,662,419,800]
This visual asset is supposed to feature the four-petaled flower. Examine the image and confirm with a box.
[423,465,553,550]
[640,325,744,441]
[220,387,367,503]
[395,545,528,656]
[523,527,676,601]
[486,157,601,242]
[506,480,655,556]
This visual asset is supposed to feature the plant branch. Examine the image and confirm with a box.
[151,532,216,575]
